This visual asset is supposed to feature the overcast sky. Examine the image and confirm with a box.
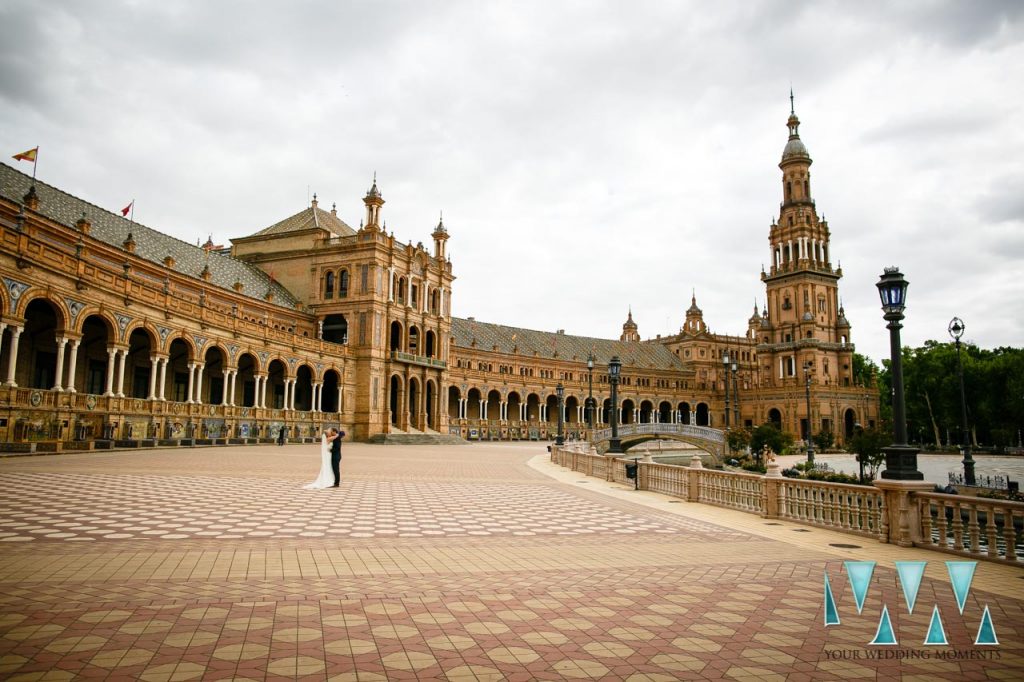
[1,1,1021,365]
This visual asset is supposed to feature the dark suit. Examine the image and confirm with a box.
[330,433,343,486]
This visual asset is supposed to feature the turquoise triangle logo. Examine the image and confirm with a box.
[870,604,897,645]
[946,561,977,615]
[824,573,840,626]
[924,605,948,645]
[975,605,999,645]
[844,561,876,614]
[894,561,927,614]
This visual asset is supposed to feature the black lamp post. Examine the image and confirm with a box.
[854,422,865,483]
[722,351,731,428]
[804,361,814,463]
[555,382,565,446]
[877,267,922,480]
[608,356,622,453]
[949,317,975,486]
[586,352,595,429]
[731,360,740,426]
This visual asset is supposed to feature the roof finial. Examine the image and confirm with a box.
[789,86,795,116]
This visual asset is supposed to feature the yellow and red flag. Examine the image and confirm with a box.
[12,147,38,163]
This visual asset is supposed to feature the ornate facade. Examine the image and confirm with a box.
[0,106,877,451]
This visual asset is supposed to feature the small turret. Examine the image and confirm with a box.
[620,308,640,342]
[432,212,449,260]
[361,173,384,232]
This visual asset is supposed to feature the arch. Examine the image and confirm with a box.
[17,293,68,331]
[659,401,672,423]
[677,401,691,425]
[267,359,288,409]
[166,338,194,402]
[124,327,157,399]
[15,298,63,389]
[430,288,441,314]
[526,393,541,422]
[321,368,341,413]
[621,399,636,425]
[844,408,856,442]
[389,374,402,427]
[565,395,580,423]
[696,402,710,426]
[639,400,654,424]
[322,314,348,345]
[486,389,501,421]
[447,385,461,420]
[408,377,421,430]
[338,269,350,298]
[236,352,259,407]
[425,330,436,358]
[199,345,227,404]
[467,387,482,419]
[294,364,314,411]
[545,394,558,426]
[768,408,783,430]
[397,276,407,305]
[425,379,437,430]
[602,398,611,425]
[507,391,522,422]
[390,321,403,352]
[324,271,335,299]
[73,314,117,395]
[408,326,420,355]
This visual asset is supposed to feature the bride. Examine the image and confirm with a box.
[302,431,334,489]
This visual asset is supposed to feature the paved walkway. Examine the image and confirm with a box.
[0,442,1021,680]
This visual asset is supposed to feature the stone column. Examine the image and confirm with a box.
[52,337,68,391]
[115,348,128,397]
[4,325,21,387]
[158,357,168,401]
[194,364,205,404]
[186,362,196,404]
[104,347,117,397]
[65,339,80,393]
[148,355,159,399]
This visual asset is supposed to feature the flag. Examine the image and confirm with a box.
[121,201,133,217]
[12,147,37,163]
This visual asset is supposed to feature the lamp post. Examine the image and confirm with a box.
[876,267,922,480]
[803,362,814,463]
[555,382,565,446]
[722,351,731,429]
[731,360,740,426]
[854,422,865,484]
[608,356,622,453]
[586,352,595,429]
[949,317,975,486]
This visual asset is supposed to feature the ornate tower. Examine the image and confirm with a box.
[620,309,640,342]
[361,173,384,233]
[759,94,856,402]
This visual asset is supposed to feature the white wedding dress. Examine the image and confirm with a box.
[302,434,334,489]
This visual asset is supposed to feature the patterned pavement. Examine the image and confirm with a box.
[0,442,1022,681]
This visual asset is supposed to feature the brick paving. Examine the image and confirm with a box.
[1,442,1022,680]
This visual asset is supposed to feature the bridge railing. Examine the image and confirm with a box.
[549,444,1021,564]
[592,423,725,444]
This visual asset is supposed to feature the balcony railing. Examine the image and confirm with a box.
[390,351,447,369]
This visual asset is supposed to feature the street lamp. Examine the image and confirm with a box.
[803,361,814,464]
[876,267,922,480]
[556,382,565,446]
[608,356,622,453]
[731,360,740,426]
[586,352,595,429]
[854,422,865,484]
[722,351,731,428]
[949,317,975,486]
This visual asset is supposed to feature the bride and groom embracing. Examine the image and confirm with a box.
[303,427,345,489]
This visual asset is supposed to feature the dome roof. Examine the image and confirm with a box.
[782,136,809,161]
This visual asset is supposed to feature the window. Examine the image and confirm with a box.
[411,284,419,308]
[339,270,349,298]
[360,264,369,293]
[324,271,335,299]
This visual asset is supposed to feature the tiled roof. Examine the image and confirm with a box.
[0,163,298,307]
[246,204,356,238]
[451,317,685,371]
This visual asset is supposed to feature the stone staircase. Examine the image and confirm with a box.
[366,427,467,446]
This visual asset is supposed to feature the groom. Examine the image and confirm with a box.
[327,427,345,487]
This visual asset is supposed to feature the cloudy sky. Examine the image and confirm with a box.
[1,1,1021,365]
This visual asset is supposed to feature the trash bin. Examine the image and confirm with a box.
[625,462,638,479]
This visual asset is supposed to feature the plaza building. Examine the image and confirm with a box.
[0,106,877,451]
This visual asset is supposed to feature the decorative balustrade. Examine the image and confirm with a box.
[548,445,1019,563]
[390,351,447,369]
[916,493,1024,563]
[778,479,885,539]
[592,423,725,444]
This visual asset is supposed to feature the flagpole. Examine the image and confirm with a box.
[130,199,135,225]
[31,147,38,182]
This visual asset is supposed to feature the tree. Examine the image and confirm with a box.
[848,426,889,481]
[812,429,834,452]
[750,423,793,457]
[726,427,751,453]
[852,353,879,388]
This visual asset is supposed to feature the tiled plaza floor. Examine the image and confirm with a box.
[1,442,1022,681]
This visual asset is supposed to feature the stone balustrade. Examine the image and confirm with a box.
[549,444,1021,564]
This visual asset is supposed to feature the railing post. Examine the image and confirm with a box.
[762,460,782,519]
[873,480,933,547]
[687,454,702,502]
